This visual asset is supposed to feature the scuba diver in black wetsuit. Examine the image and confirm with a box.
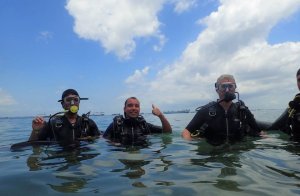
[182,74,265,146]
[103,97,172,146]
[269,68,300,141]
[28,89,100,145]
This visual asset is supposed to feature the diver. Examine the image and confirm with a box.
[269,68,300,141]
[29,89,100,145]
[181,74,265,146]
[103,97,172,146]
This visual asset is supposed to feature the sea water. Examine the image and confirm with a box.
[0,110,300,196]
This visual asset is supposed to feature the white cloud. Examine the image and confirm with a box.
[0,88,16,106]
[65,0,202,59]
[64,0,300,113]
[172,0,197,13]
[153,34,167,51]
[125,0,300,111]
[66,0,166,59]
[36,31,53,43]
[125,66,150,84]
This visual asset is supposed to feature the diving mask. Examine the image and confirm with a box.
[63,96,80,104]
[63,96,80,114]
[218,83,236,92]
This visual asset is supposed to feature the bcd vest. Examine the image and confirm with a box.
[112,115,151,145]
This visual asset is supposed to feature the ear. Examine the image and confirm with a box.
[61,102,67,110]
[215,83,218,91]
[123,106,127,118]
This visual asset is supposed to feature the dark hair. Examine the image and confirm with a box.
[58,89,79,102]
[297,68,300,77]
[124,97,139,106]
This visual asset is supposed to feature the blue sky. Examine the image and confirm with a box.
[1,0,300,117]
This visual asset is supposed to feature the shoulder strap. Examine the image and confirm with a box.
[49,115,64,141]
[287,94,300,120]
[234,100,249,132]
[195,101,217,111]
[136,115,151,134]
[113,115,124,133]
[208,102,217,117]
[190,102,217,137]
[80,113,91,137]
[288,96,300,135]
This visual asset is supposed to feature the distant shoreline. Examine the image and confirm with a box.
[0,108,286,119]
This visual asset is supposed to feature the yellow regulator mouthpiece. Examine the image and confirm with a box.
[70,105,79,114]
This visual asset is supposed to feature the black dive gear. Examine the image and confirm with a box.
[188,92,260,145]
[287,93,300,140]
[104,115,163,146]
[105,115,150,146]
[35,111,100,144]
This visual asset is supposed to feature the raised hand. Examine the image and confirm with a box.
[32,116,45,131]
[152,104,162,117]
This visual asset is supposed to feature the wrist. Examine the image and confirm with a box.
[158,114,164,118]
[32,127,41,134]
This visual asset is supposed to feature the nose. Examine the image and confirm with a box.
[70,100,75,105]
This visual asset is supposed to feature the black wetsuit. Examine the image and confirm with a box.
[269,109,289,131]
[270,108,300,141]
[34,115,100,144]
[269,93,300,140]
[103,115,163,146]
[186,101,260,145]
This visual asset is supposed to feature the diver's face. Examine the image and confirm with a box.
[124,98,140,118]
[297,75,300,91]
[62,94,80,111]
[216,78,236,100]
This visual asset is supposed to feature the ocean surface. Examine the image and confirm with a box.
[1,110,300,196]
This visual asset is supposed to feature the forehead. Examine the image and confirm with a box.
[126,98,140,105]
[218,77,235,84]
[64,94,79,97]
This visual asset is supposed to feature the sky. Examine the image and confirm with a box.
[0,0,300,117]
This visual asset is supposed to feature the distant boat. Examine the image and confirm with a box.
[37,114,51,118]
[90,112,105,116]
[163,109,190,114]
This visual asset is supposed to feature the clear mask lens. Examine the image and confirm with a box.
[219,83,235,91]
[64,96,80,104]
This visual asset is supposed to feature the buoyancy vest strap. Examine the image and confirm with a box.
[112,115,123,139]
[81,113,90,137]
[112,115,150,135]
[191,123,208,137]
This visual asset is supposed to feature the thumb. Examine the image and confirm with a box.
[152,104,155,109]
